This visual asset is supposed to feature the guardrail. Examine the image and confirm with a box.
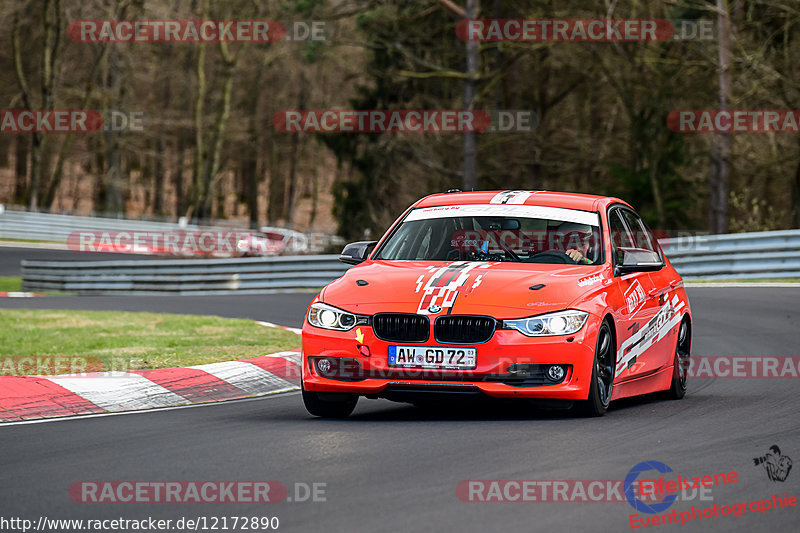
[0,205,200,242]
[660,229,800,280]
[0,206,344,253]
[21,255,350,295]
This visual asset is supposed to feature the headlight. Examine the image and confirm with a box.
[503,310,589,336]
[307,303,368,331]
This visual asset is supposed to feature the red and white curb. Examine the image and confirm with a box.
[0,351,301,423]
[0,292,40,297]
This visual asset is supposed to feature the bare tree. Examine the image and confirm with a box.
[440,0,478,191]
[710,0,732,234]
[12,0,61,209]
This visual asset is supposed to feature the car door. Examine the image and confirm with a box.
[619,210,677,371]
[609,207,664,379]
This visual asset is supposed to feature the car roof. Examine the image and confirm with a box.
[413,190,630,212]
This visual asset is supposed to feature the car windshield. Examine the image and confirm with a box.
[375,205,603,264]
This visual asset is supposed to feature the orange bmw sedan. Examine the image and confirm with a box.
[301,190,691,417]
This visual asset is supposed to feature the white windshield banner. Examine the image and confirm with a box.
[406,204,600,226]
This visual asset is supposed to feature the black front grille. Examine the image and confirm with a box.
[435,315,496,344]
[373,313,430,342]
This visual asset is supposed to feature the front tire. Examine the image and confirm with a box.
[302,386,358,418]
[576,320,615,417]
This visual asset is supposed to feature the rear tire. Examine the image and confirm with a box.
[663,320,690,400]
[575,320,615,417]
[302,386,358,418]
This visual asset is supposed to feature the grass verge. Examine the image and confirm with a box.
[0,309,301,376]
[0,277,22,292]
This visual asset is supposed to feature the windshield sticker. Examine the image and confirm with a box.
[407,204,599,226]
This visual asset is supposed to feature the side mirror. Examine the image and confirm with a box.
[615,249,663,276]
[339,241,378,265]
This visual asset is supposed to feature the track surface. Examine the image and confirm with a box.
[1,288,799,533]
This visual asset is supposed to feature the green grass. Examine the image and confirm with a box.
[0,238,61,244]
[0,277,22,292]
[0,276,71,295]
[0,309,300,376]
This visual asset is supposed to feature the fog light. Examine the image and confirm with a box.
[316,358,332,374]
[547,365,565,381]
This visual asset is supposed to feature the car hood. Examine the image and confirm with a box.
[321,260,609,318]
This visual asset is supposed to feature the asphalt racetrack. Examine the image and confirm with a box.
[1,287,798,532]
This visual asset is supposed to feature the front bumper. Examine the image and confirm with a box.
[301,314,600,400]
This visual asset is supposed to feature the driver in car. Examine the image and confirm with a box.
[559,222,595,265]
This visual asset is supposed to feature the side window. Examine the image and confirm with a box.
[620,210,657,253]
[608,209,634,263]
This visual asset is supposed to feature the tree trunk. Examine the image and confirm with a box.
[190,9,208,221]
[0,136,9,168]
[649,162,665,228]
[199,43,237,220]
[267,132,283,223]
[44,45,108,208]
[14,136,29,204]
[102,46,124,215]
[284,72,307,225]
[175,137,186,217]
[792,136,800,229]
[462,0,479,191]
[154,136,165,214]
[244,85,261,227]
[709,0,732,234]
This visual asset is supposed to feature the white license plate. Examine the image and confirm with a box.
[388,346,477,369]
